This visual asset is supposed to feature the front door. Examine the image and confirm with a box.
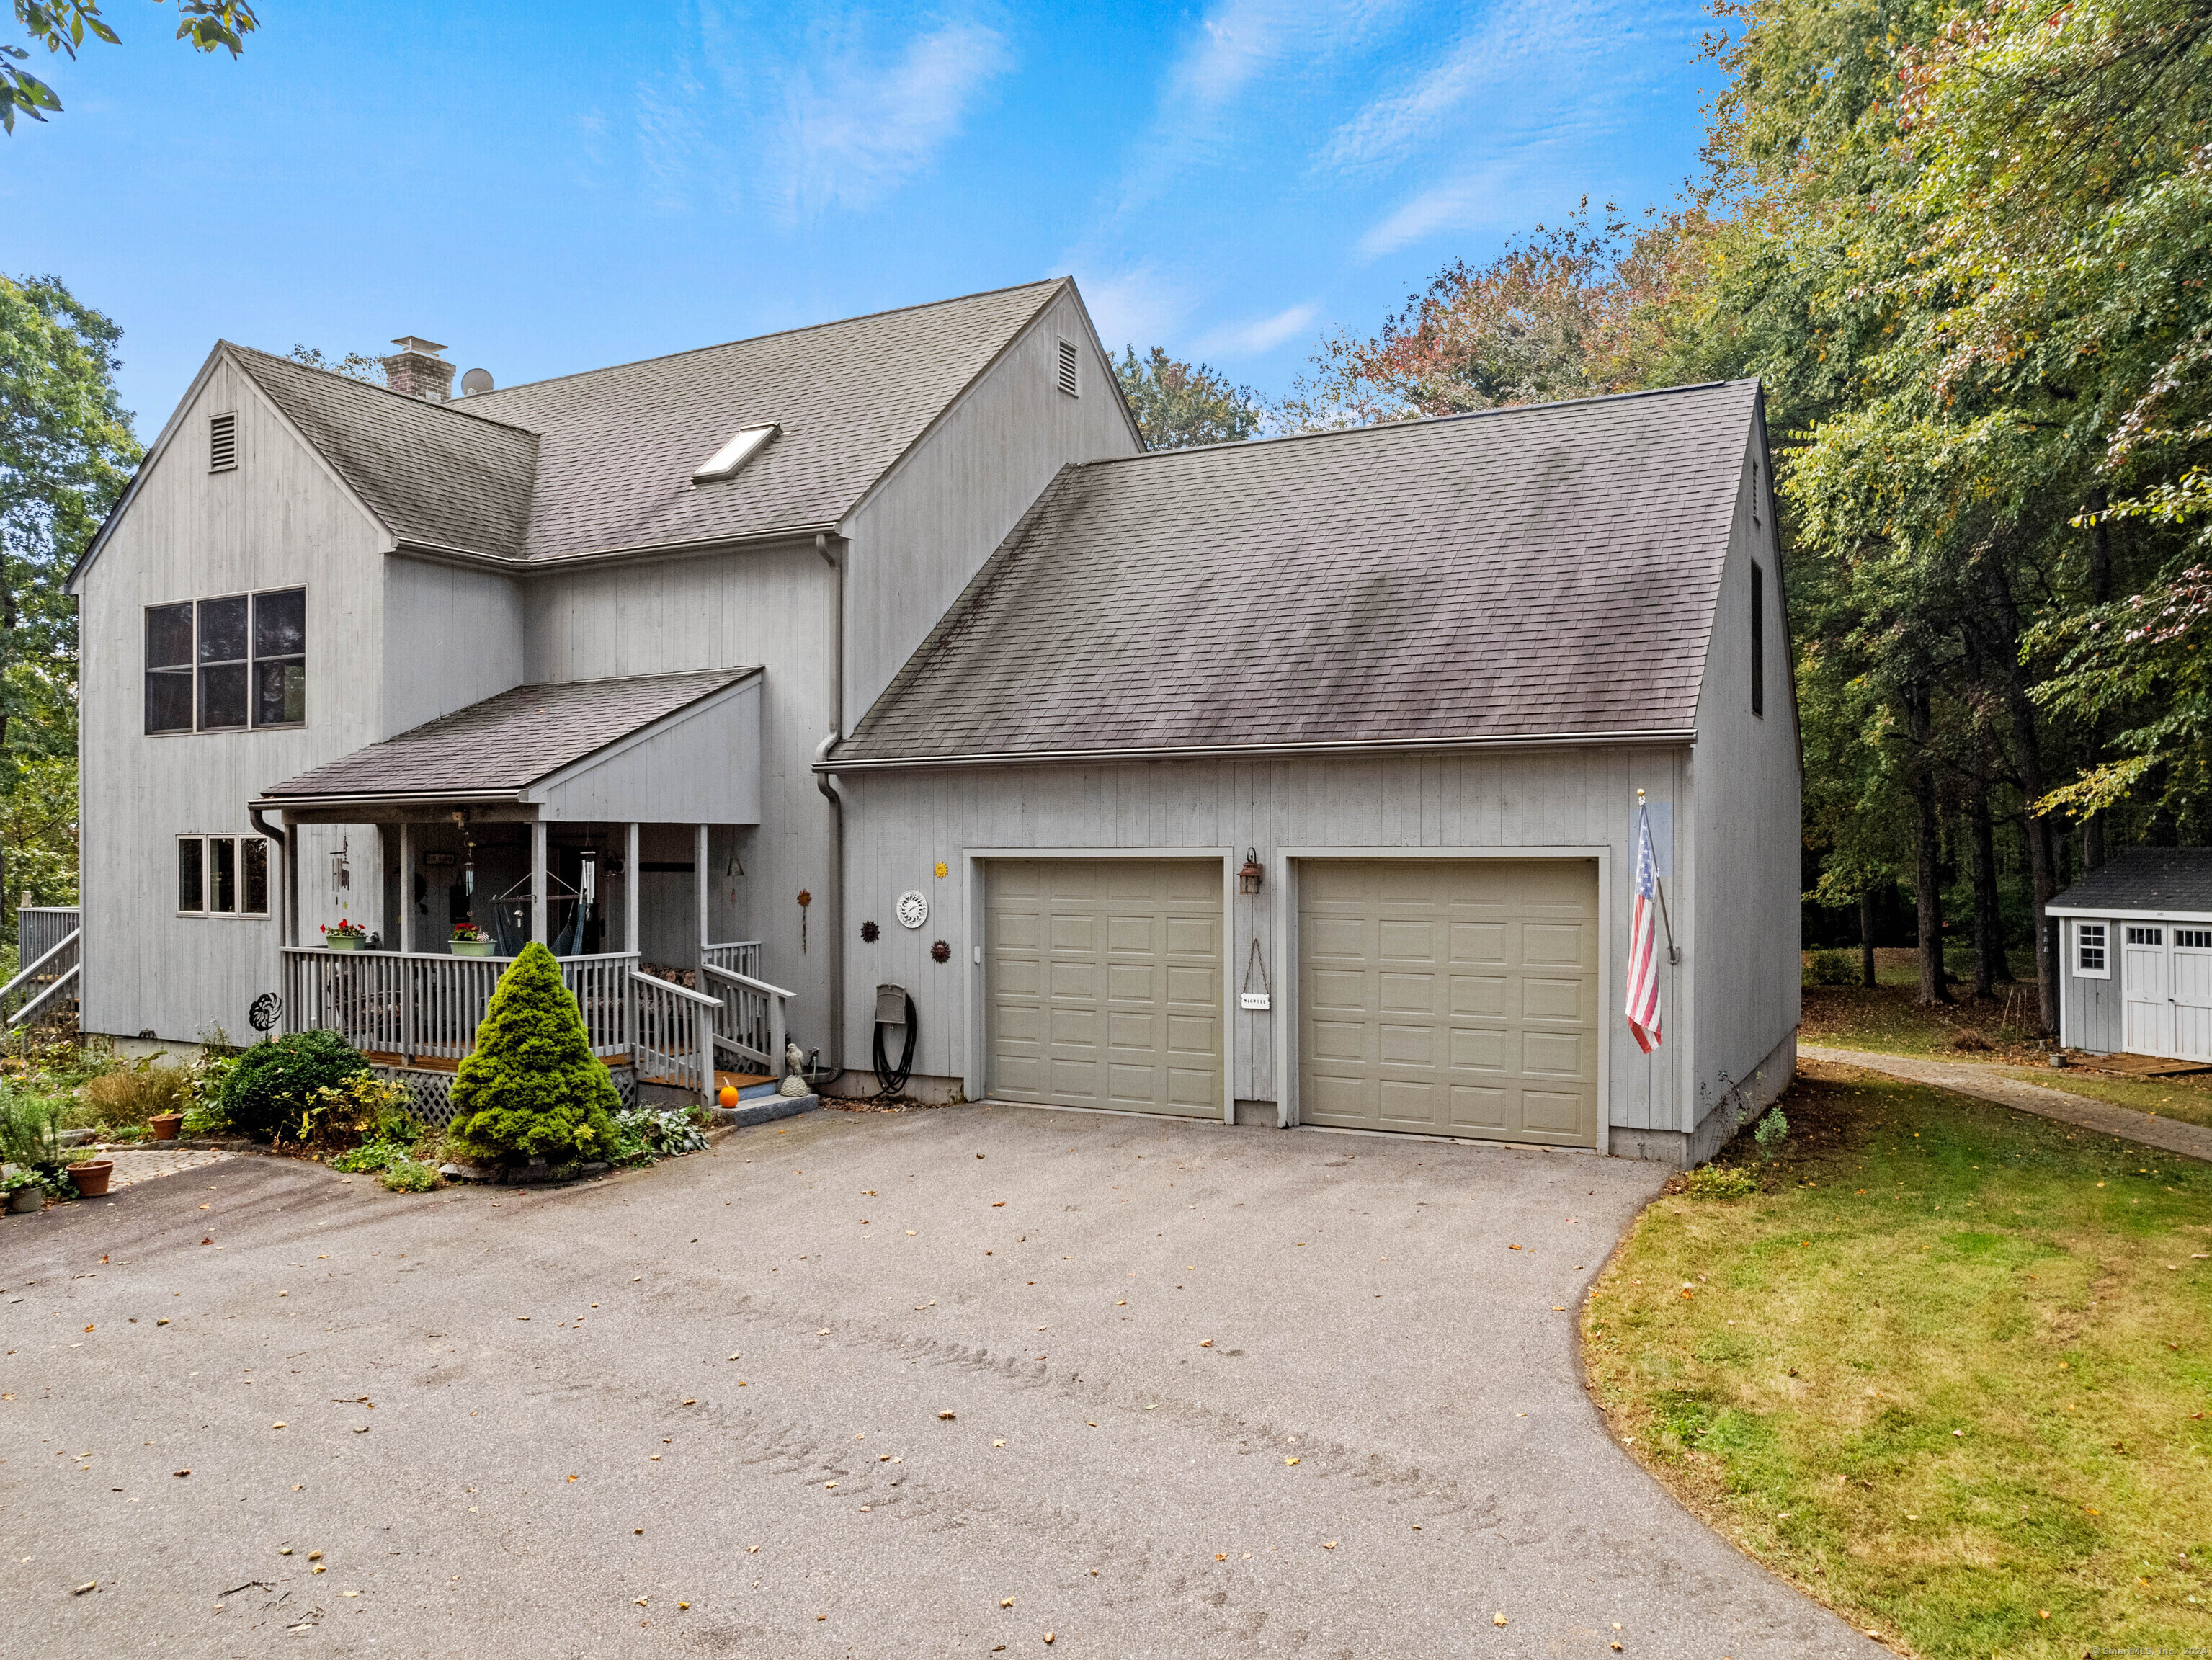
[2123,924,2171,1056]
[2171,927,2212,1063]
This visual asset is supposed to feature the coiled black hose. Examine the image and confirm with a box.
[873,991,918,1099]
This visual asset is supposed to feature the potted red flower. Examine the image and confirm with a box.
[321,919,367,952]
[450,922,494,958]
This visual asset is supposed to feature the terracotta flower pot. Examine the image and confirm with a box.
[70,1160,114,1198]
[149,1112,184,1141]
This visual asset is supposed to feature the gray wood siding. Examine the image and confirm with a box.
[383,555,524,733]
[2060,919,2123,1053]
[77,357,393,1041]
[843,288,1141,722]
[835,745,1693,1134]
[1687,432,1803,1136]
[533,680,763,824]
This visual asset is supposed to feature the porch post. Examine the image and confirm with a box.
[624,823,640,955]
[695,824,710,957]
[398,821,415,954]
[530,819,548,950]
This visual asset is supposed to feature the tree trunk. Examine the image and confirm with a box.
[1982,558,2059,1035]
[2084,488,2113,871]
[1859,888,1877,988]
[1969,779,2008,993]
[1906,682,1952,1006]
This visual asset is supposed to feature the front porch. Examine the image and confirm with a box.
[255,670,793,1105]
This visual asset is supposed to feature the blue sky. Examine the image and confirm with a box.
[5,1,1716,439]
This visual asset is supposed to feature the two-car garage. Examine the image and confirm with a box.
[980,856,1601,1148]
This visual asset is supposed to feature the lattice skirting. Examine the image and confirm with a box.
[373,1064,638,1128]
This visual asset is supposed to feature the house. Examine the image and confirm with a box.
[62,280,1139,1104]
[826,379,1801,1165]
[58,277,1800,1163]
[2050,848,2212,1064]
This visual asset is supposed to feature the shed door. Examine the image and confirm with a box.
[2123,925,2172,1057]
[2172,927,2212,1063]
[986,860,1223,1117]
[1300,859,1600,1146]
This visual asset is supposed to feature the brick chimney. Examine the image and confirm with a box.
[381,336,455,402]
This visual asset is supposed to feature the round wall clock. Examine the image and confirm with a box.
[896,889,929,929]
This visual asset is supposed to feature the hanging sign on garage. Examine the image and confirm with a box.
[1240,937,1272,1011]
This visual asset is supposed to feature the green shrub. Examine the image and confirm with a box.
[1753,1105,1790,1161]
[1805,949,1858,987]
[1683,1164,1757,1199]
[445,942,620,1165]
[379,1156,440,1192]
[219,1029,370,1143]
[80,1057,190,1129]
[609,1105,709,1165]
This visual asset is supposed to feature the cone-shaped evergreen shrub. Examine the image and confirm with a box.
[445,942,621,1164]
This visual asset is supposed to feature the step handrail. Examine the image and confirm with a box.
[699,963,796,1000]
[628,968,723,1007]
[0,927,79,1009]
[9,961,79,1030]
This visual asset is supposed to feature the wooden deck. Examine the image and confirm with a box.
[2077,1052,2212,1079]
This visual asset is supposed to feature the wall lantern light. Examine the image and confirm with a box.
[1239,849,1265,896]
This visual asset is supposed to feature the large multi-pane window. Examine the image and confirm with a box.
[178,835,270,916]
[145,588,306,733]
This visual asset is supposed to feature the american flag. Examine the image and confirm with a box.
[1626,806,1663,1053]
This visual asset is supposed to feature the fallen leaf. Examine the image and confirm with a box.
[72,1581,95,1595]
[1322,1541,1337,1549]
[1000,1598,1014,1608]
[993,1440,1007,1448]
[173,1469,190,1478]
[1494,1612,1508,1627]
[1285,1456,1299,1465]
[1199,1339,1213,1349]
[271,1422,287,1430]
[939,1411,956,1421]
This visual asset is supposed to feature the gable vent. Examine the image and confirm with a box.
[208,411,238,473]
[1056,338,1079,398]
[692,422,780,484]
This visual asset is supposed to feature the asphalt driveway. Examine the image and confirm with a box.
[3,1105,1872,1658]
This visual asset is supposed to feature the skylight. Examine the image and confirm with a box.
[692,422,780,483]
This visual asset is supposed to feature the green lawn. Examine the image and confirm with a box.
[1584,1062,2212,1659]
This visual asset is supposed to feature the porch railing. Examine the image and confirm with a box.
[700,940,762,979]
[701,962,792,1075]
[630,970,719,1097]
[19,906,79,967]
[1,926,79,1034]
[282,947,638,1064]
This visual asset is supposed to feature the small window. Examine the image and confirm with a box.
[209,411,238,473]
[1750,561,1765,718]
[145,602,195,733]
[2075,922,2108,976]
[177,835,271,917]
[2128,925,2163,946]
[177,837,205,913]
[692,422,779,483]
[197,594,251,730]
[1056,338,1079,398]
[2177,928,2212,950]
[252,587,307,726]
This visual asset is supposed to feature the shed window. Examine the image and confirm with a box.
[1750,561,1765,718]
[208,411,238,473]
[178,834,269,916]
[146,588,306,733]
[2075,922,2108,977]
[2128,925,2163,946]
[2180,928,2212,950]
[1057,338,1079,398]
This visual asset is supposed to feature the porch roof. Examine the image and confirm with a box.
[257,668,761,816]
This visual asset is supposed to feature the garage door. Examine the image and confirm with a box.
[1299,859,1599,1146]
[987,860,1223,1117]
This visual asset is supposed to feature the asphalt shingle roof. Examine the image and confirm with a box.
[230,347,540,558]
[2049,848,2212,915]
[260,669,756,801]
[839,380,1762,761]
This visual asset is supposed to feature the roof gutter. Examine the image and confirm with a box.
[390,520,843,576]
[252,788,530,813]
[814,728,1701,774]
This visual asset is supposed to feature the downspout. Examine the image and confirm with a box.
[812,531,847,1090]
[249,805,294,1010]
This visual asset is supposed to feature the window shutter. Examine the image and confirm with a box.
[209,412,238,473]
[1057,339,1079,398]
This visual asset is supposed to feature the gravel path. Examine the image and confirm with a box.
[1798,1045,2212,1163]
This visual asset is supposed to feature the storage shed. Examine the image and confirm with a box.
[2050,848,2212,1063]
[820,380,1803,1166]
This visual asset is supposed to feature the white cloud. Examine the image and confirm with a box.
[1194,301,1322,357]
[1355,159,1551,257]
[1076,263,1197,355]
[651,5,1015,221]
